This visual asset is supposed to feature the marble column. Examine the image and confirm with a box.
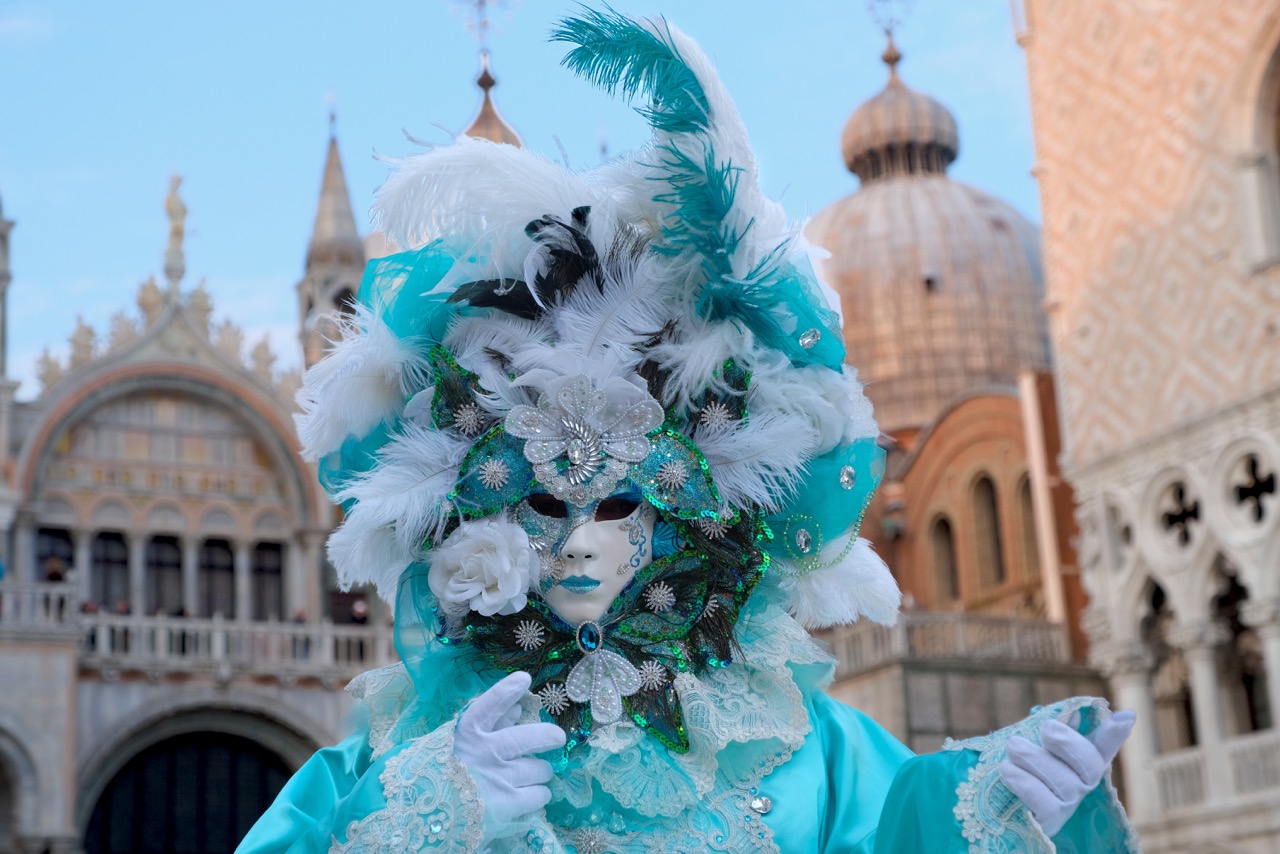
[1241,598,1280,735]
[234,539,252,622]
[72,528,92,603]
[12,509,34,582]
[128,532,147,616]
[181,535,200,617]
[1172,621,1232,802]
[299,529,327,621]
[1094,640,1157,819]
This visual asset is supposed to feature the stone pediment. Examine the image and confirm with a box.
[36,277,300,414]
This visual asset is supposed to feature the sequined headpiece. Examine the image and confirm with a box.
[296,9,899,751]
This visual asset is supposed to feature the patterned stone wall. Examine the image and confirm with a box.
[1023,0,1280,470]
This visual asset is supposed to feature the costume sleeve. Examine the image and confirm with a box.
[235,719,486,854]
[871,698,1141,854]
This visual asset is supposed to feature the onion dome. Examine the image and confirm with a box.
[807,35,1048,434]
[463,51,522,147]
[841,33,958,183]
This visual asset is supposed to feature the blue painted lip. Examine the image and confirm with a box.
[558,576,601,593]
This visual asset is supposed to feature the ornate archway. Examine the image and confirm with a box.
[83,731,290,854]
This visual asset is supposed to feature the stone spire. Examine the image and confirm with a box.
[463,51,522,147]
[298,120,365,368]
[305,125,364,270]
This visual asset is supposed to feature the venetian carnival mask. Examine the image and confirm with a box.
[522,490,657,626]
[296,9,897,754]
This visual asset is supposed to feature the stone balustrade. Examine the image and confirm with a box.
[1152,746,1207,811]
[1,581,393,682]
[0,581,79,632]
[827,611,1071,680]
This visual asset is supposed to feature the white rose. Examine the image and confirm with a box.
[427,518,538,618]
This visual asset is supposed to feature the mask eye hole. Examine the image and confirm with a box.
[527,493,569,518]
[595,497,640,521]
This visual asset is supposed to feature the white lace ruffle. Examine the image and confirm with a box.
[331,720,485,853]
[943,697,1141,854]
[349,602,833,853]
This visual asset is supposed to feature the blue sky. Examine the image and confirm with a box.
[0,1,1038,401]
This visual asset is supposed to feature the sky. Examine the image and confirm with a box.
[0,1,1039,402]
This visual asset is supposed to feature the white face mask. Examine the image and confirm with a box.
[539,497,656,626]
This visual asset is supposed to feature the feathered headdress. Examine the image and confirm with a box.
[295,8,898,751]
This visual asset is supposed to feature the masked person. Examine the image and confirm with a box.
[238,10,1138,853]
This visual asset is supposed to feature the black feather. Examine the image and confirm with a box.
[524,206,602,307]
[447,278,542,321]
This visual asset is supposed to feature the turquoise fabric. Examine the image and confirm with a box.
[873,747,1131,853]
[237,686,1134,853]
[236,729,372,853]
[757,690,911,852]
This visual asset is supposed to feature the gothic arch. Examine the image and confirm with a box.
[1229,5,1280,269]
[0,715,40,841]
[18,365,320,530]
[75,687,330,831]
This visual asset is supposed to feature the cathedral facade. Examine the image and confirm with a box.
[0,138,382,854]
[1022,0,1280,849]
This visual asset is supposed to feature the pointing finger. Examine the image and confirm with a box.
[1090,710,1136,766]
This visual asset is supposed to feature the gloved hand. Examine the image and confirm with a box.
[454,671,567,838]
[1000,709,1136,838]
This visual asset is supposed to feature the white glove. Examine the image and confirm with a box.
[454,671,567,838]
[1000,709,1135,838]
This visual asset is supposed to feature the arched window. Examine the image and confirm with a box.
[36,527,73,582]
[1142,582,1197,752]
[974,476,1006,587]
[931,516,959,602]
[146,535,182,616]
[1018,477,1040,578]
[1214,559,1271,735]
[334,287,357,317]
[91,532,129,612]
[252,542,284,622]
[199,539,235,619]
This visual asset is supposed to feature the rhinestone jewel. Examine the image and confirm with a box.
[750,796,773,815]
[839,465,856,490]
[798,328,821,349]
[795,528,813,554]
[576,621,603,654]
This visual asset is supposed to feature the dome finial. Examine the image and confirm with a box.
[477,49,496,93]
[882,30,902,80]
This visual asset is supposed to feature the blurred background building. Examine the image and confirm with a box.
[3,1,1280,851]
[1017,1,1280,850]
[0,59,520,854]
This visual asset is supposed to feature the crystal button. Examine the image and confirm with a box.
[794,528,813,554]
[798,328,821,349]
[840,465,856,489]
[749,795,773,814]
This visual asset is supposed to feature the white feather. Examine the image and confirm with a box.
[695,409,820,512]
[778,537,900,629]
[294,306,430,461]
[647,320,754,412]
[550,253,676,367]
[327,424,471,597]
[374,137,597,253]
[747,361,879,455]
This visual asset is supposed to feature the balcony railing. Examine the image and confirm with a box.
[0,581,392,682]
[1148,730,1280,813]
[1152,746,1207,812]
[0,581,79,631]
[827,611,1071,680]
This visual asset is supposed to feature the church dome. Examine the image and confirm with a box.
[807,37,1048,434]
[841,34,958,182]
[463,52,522,147]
